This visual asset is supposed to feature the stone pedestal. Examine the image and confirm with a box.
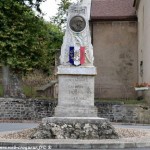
[43,117,108,124]
[34,0,119,140]
[54,66,97,117]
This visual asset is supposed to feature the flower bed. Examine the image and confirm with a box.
[134,83,150,91]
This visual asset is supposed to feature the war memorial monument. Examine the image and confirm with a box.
[1,2,150,149]
[32,0,118,139]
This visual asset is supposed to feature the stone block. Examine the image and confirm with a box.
[55,66,97,117]
[55,106,97,117]
[42,117,107,124]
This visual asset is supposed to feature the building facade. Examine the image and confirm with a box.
[90,0,138,99]
[134,0,150,103]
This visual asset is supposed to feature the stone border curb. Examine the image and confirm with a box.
[0,123,150,149]
[0,138,150,149]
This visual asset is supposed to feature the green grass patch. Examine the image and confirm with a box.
[0,84,3,97]
[22,85,37,98]
[22,85,56,100]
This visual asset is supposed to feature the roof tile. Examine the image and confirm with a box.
[91,0,136,20]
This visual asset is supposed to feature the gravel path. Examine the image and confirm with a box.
[0,127,150,140]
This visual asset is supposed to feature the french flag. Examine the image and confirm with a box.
[69,46,85,66]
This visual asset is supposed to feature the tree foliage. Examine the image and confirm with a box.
[17,0,45,13]
[0,0,63,75]
[51,0,81,28]
[51,0,72,28]
[41,23,63,74]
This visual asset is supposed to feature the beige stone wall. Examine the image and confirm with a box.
[137,0,150,103]
[92,21,138,99]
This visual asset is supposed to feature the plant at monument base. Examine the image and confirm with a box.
[134,82,150,91]
[134,82,150,87]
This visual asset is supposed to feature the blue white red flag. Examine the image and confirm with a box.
[69,46,85,66]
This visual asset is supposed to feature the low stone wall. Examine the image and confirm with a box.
[96,102,150,124]
[0,98,57,120]
[0,98,149,124]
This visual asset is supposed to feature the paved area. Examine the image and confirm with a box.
[51,149,150,150]
[0,122,150,132]
[0,123,150,149]
[0,137,150,149]
[0,123,38,132]
[0,148,149,150]
[114,124,150,130]
[53,149,150,150]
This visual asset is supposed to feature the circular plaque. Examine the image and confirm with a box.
[69,16,86,32]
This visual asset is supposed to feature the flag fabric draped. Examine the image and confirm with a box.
[69,46,85,66]
[69,47,74,65]
[80,46,85,65]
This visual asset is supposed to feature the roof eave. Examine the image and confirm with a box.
[133,0,140,10]
[91,16,137,21]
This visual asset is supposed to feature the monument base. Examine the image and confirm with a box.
[30,117,119,139]
[55,106,97,117]
[55,66,97,117]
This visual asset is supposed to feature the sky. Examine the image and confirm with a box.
[40,0,78,21]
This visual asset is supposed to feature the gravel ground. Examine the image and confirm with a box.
[0,127,150,140]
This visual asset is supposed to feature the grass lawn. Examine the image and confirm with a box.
[0,84,3,97]
[22,85,37,98]
[22,85,54,100]
[0,84,37,98]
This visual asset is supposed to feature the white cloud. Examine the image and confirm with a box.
[40,0,78,21]
[40,0,59,21]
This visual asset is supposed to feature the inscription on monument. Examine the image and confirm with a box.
[65,76,88,82]
[71,6,86,14]
[59,76,94,106]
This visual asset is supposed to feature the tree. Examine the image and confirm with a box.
[51,0,72,28]
[39,23,64,74]
[0,0,47,74]
[15,0,45,13]
[0,0,63,97]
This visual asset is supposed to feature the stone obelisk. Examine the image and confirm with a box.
[54,0,97,117]
[42,0,118,140]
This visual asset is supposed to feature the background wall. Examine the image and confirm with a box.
[0,98,57,120]
[137,0,150,103]
[92,21,138,99]
[0,98,149,124]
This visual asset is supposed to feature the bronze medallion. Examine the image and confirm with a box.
[69,16,86,32]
